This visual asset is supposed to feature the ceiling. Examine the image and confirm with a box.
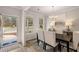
[27,6,79,15]
[28,6,65,14]
[1,6,79,15]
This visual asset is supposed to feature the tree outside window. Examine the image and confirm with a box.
[3,16,16,28]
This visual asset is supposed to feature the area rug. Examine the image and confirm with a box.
[0,39,17,48]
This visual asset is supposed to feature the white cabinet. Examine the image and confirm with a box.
[25,32,37,41]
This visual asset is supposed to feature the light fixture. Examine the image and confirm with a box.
[65,20,73,31]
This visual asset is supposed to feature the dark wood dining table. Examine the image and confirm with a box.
[36,30,73,52]
[56,31,72,52]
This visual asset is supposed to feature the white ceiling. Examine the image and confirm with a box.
[0,6,79,15]
[8,6,30,10]
[27,6,79,15]
[28,6,64,14]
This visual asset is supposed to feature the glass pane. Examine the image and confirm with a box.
[0,15,1,48]
[0,16,1,27]
[26,16,33,33]
[0,15,3,48]
[3,15,17,41]
[3,16,16,27]
[39,18,43,29]
[28,18,33,26]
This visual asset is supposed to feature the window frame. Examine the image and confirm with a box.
[39,17,44,30]
[25,16,33,33]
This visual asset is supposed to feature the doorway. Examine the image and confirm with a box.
[0,14,17,48]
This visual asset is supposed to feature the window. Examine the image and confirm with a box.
[39,18,44,30]
[25,16,33,33]
[0,15,1,27]
[3,16,16,27]
[2,15,17,34]
[0,15,17,42]
[47,17,56,31]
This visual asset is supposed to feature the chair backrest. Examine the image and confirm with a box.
[73,32,79,50]
[55,27,64,34]
[38,30,44,41]
[56,29,63,34]
[44,31,56,47]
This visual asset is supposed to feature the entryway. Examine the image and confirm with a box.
[0,14,18,49]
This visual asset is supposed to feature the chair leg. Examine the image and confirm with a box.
[43,42,46,51]
[67,42,69,52]
[53,47,56,52]
[74,50,77,52]
[37,33,39,46]
[58,42,61,52]
[37,40,40,46]
[43,42,45,49]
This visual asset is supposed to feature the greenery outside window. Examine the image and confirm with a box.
[3,16,16,27]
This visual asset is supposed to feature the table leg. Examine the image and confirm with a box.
[67,42,69,52]
[37,33,39,45]
[43,42,46,50]
[58,42,61,52]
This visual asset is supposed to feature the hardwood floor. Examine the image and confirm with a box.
[0,39,79,52]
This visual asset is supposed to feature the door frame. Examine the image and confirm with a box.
[1,14,18,41]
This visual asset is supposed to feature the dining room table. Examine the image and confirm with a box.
[56,30,73,52]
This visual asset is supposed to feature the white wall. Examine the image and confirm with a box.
[25,11,47,32]
[22,11,47,44]
[61,8,79,31]
[0,7,47,46]
[47,8,79,31]
[0,6,22,42]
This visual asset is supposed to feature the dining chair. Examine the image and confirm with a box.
[37,30,45,49]
[44,31,58,51]
[72,32,79,51]
[64,32,79,52]
[58,31,73,52]
[55,29,63,34]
